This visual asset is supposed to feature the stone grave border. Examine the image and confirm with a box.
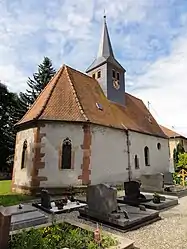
[9,218,134,249]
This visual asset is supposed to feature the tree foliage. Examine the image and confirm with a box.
[18,57,56,119]
[0,57,56,172]
[173,142,185,169]
[0,82,19,171]
[177,153,187,169]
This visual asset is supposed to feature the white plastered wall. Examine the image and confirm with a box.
[129,131,170,179]
[39,123,83,187]
[13,128,35,187]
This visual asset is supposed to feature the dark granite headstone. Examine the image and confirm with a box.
[124,181,141,199]
[123,181,148,206]
[41,189,51,209]
[86,184,118,214]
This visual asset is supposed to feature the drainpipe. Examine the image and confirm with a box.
[122,124,132,181]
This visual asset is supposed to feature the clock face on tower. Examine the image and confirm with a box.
[113,79,120,90]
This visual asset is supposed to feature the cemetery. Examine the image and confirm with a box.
[33,189,87,214]
[140,172,187,198]
[78,184,160,231]
[0,172,187,249]
[117,179,178,210]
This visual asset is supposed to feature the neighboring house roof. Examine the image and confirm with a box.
[160,125,186,139]
[16,65,167,138]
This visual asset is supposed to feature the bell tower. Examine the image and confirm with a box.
[86,15,126,106]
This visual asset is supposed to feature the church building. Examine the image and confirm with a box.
[12,16,170,194]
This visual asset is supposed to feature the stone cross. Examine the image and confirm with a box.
[0,207,11,249]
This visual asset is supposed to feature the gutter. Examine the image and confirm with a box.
[121,124,132,181]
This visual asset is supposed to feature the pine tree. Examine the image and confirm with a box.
[173,142,185,170]
[18,57,56,118]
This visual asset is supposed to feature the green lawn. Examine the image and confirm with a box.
[0,180,32,206]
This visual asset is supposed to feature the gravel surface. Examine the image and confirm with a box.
[41,196,187,249]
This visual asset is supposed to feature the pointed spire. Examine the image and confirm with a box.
[86,14,125,73]
[97,15,114,59]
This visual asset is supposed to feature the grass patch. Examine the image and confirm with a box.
[0,180,32,206]
[9,222,118,249]
[0,180,12,195]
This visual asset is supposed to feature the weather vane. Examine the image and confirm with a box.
[103,9,106,19]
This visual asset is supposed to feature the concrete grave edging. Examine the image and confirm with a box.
[10,217,134,249]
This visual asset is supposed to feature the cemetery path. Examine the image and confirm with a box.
[123,196,187,249]
[43,196,187,249]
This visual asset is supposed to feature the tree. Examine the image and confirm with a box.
[0,82,19,172]
[177,153,187,169]
[18,57,56,119]
[173,142,185,169]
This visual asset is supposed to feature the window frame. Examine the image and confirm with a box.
[134,155,140,169]
[144,146,150,166]
[116,72,120,81]
[61,138,72,170]
[112,69,116,79]
[97,70,101,79]
[21,140,27,169]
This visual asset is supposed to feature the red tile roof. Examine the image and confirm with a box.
[160,125,186,139]
[16,65,167,138]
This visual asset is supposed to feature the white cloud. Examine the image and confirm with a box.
[1,0,187,136]
[133,34,187,136]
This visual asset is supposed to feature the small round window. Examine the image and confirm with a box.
[157,143,161,150]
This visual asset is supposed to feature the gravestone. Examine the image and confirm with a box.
[41,189,51,209]
[164,172,174,185]
[140,173,164,192]
[0,207,11,249]
[124,181,141,199]
[86,183,118,214]
[79,183,161,230]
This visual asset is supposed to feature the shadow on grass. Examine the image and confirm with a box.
[0,194,33,207]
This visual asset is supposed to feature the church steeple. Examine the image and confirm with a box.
[86,15,126,106]
[97,15,114,59]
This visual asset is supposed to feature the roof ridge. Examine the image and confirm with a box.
[35,65,65,120]
[160,125,183,138]
[65,66,89,121]
[16,66,65,125]
[66,64,97,82]
[125,92,142,102]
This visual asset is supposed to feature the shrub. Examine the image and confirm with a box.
[9,223,117,249]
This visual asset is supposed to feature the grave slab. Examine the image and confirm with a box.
[117,194,178,210]
[11,210,48,231]
[79,203,160,231]
[33,201,87,214]
[79,183,160,231]
[7,204,37,215]
[33,189,87,214]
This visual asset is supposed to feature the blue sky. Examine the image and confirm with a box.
[1,0,187,135]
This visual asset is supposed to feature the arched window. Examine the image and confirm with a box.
[61,138,72,169]
[157,143,161,150]
[21,140,27,169]
[144,146,150,166]
[134,155,139,169]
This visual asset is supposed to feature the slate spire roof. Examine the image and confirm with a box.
[16,64,166,138]
[86,16,125,73]
[97,15,114,59]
